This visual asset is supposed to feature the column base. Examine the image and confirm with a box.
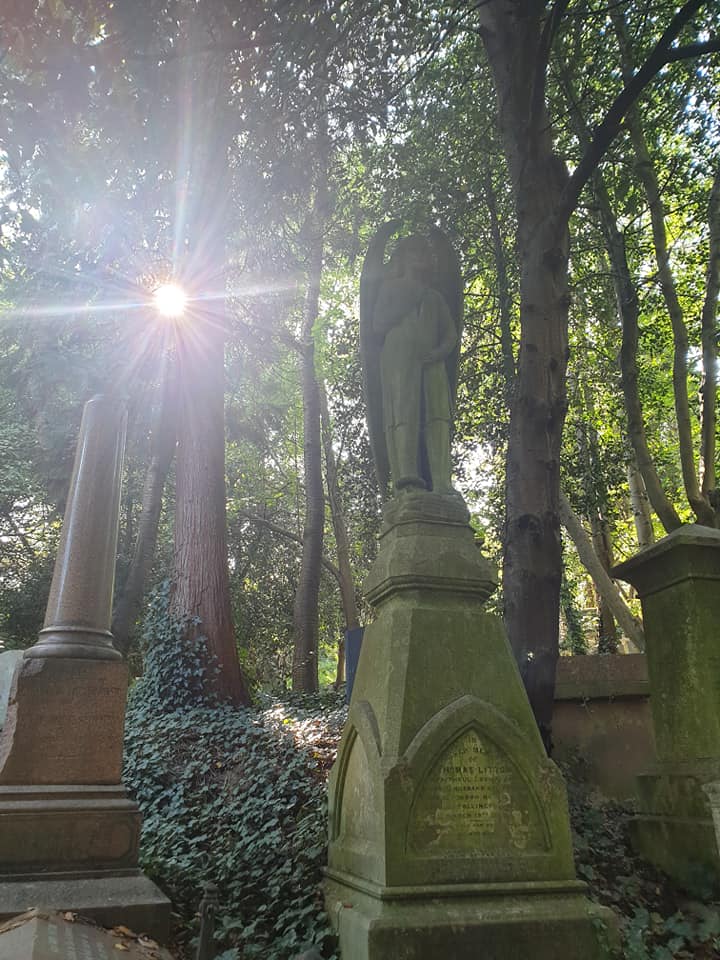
[0,785,141,874]
[0,784,171,942]
[325,873,616,960]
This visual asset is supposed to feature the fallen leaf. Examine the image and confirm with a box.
[63,912,77,922]
[112,925,136,938]
[114,944,130,952]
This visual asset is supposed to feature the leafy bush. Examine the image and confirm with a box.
[124,589,343,958]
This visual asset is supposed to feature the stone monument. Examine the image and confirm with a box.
[613,524,720,892]
[324,223,613,959]
[0,395,170,938]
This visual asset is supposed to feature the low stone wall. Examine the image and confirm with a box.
[552,654,655,801]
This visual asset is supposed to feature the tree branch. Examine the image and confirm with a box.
[664,37,720,62]
[237,511,342,586]
[559,491,645,651]
[559,0,710,220]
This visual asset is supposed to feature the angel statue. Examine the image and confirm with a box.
[360,221,463,497]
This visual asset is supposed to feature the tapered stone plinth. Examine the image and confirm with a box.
[0,396,169,940]
[326,493,614,959]
[614,525,720,893]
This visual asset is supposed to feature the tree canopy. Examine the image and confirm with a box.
[1,0,719,725]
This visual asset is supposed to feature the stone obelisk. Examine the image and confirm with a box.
[325,224,614,959]
[0,395,170,938]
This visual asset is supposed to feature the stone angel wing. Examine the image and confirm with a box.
[360,219,402,496]
[429,226,464,409]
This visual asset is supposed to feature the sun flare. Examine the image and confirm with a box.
[153,282,188,318]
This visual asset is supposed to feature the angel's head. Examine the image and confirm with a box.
[388,234,434,280]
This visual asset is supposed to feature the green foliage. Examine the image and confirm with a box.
[125,597,343,958]
[128,581,221,712]
[565,762,720,960]
[560,574,588,656]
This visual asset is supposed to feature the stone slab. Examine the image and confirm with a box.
[554,653,650,701]
[552,654,655,801]
[0,659,127,785]
[0,876,171,945]
[0,652,23,730]
[553,696,655,801]
[325,879,617,960]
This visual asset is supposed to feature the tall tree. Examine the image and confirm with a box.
[473,0,718,746]
[291,155,329,693]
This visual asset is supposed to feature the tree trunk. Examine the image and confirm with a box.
[113,359,177,655]
[589,511,618,652]
[559,492,645,652]
[627,458,655,550]
[478,5,570,749]
[173,306,250,705]
[591,168,683,533]
[291,162,329,694]
[319,377,360,689]
[700,166,720,504]
[483,171,515,399]
[170,52,249,705]
[557,57,683,533]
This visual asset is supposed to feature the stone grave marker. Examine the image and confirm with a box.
[0,910,173,960]
[614,524,720,891]
[325,225,615,959]
[0,396,169,938]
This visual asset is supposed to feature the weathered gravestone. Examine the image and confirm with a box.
[324,224,614,959]
[0,395,169,938]
[614,524,720,892]
[0,909,173,960]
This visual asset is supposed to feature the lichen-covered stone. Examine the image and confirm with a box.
[326,492,614,958]
[614,525,720,892]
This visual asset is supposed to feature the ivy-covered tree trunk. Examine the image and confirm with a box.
[173,302,249,705]
[171,56,249,706]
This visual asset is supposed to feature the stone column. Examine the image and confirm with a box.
[28,394,125,660]
[325,492,614,960]
[0,394,170,939]
[613,524,720,893]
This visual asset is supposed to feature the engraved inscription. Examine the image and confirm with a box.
[407,729,546,855]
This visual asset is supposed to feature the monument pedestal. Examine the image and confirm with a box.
[614,525,720,893]
[0,658,170,940]
[630,764,720,892]
[326,494,613,959]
